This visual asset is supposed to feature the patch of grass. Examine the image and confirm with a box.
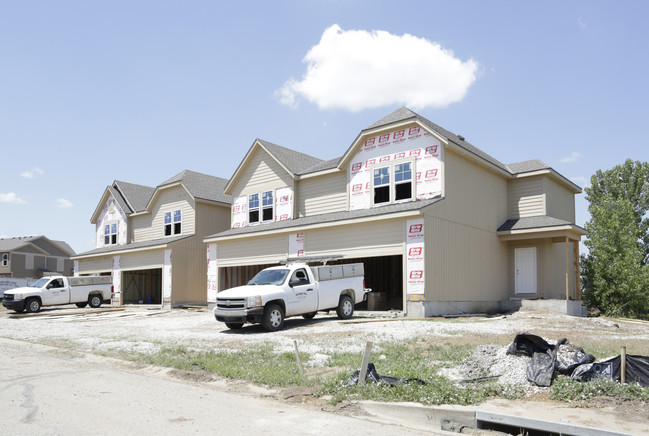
[550,376,649,402]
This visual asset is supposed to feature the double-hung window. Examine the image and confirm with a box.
[164,210,182,236]
[1,253,8,267]
[104,223,117,245]
[249,190,274,224]
[372,161,414,206]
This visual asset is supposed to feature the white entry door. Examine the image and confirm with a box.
[515,247,537,294]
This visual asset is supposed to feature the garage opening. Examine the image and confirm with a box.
[329,255,403,311]
[123,269,162,304]
[219,264,276,291]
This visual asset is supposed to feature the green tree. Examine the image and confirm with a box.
[582,159,649,318]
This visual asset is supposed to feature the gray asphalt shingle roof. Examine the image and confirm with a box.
[506,159,551,174]
[113,181,156,213]
[73,235,191,258]
[257,139,325,175]
[160,170,231,204]
[497,216,574,232]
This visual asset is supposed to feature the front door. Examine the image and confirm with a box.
[515,247,537,294]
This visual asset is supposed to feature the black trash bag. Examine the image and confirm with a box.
[507,332,555,357]
[571,355,649,387]
[508,333,594,387]
[344,362,426,386]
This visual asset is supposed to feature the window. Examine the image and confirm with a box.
[164,210,182,236]
[1,253,8,267]
[290,268,310,286]
[104,223,117,245]
[372,161,414,206]
[249,190,274,224]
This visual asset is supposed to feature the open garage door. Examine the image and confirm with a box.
[123,269,162,304]
[330,255,403,311]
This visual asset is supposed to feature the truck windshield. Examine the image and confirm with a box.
[29,277,51,288]
[248,269,289,286]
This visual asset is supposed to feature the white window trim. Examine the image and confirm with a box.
[370,158,416,207]
[104,221,118,245]
[164,209,182,236]
[248,190,274,225]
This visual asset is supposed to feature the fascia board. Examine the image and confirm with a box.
[297,167,341,180]
[72,241,175,260]
[512,169,582,194]
[89,188,114,224]
[204,209,422,244]
[497,225,587,241]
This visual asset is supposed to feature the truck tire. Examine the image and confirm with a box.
[336,295,354,319]
[25,298,41,313]
[88,294,102,308]
[302,312,317,320]
[262,304,285,332]
[75,302,88,308]
[225,322,244,330]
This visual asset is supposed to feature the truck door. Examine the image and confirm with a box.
[288,268,317,315]
[43,278,70,305]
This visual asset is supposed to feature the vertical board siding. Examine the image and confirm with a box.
[544,178,576,222]
[231,149,294,197]
[296,171,348,217]
[509,177,545,218]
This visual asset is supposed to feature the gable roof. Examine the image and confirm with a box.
[506,159,550,174]
[225,139,324,193]
[114,180,156,213]
[0,236,75,256]
[158,170,231,205]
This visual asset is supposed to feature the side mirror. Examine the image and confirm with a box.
[288,279,300,288]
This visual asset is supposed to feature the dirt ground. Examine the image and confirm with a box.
[1,304,648,433]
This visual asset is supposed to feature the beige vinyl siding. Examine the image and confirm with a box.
[545,239,576,299]
[306,219,404,258]
[296,171,348,217]
[509,176,545,218]
[120,250,163,271]
[230,148,294,197]
[424,149,509,302]
[77,256,112,274]
[218,234,288,266]
[544,177,576,222]
[195,203,232,239]
[132,186,195,242]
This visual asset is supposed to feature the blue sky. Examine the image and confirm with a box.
[1,1,647,254]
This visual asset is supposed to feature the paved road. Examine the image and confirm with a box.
[0,337,434,436]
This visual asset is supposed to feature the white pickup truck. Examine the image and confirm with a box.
[214,262,369,331]
[2,275,113,313]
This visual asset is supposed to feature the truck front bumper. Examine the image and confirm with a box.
[2,298,25,312]
[213,306,264,324]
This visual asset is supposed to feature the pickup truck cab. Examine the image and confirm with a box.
[214,262,369,331]
[2,275,113,313]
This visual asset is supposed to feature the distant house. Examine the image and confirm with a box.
[72,170,231,308]
[0,235,75,279]
[204,107,587,316]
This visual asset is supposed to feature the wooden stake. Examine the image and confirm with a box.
[621,346,627,385]
[293,340,304,378]
[358,341,374,385]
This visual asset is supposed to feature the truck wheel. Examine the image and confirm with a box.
[26,298,41,313]
[88,294,102,308]
[75,302,88,308]
[225,322,244,330]
[262,304,285,332]
[336,295,354,319]
[302,312,317,320]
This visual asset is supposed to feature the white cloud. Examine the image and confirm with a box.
[560,152,583,163]
[577,18,587,30]
[21,167,44,178]
[55,198,74,208]
[0,192,27,204]
[277,24,479,112]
